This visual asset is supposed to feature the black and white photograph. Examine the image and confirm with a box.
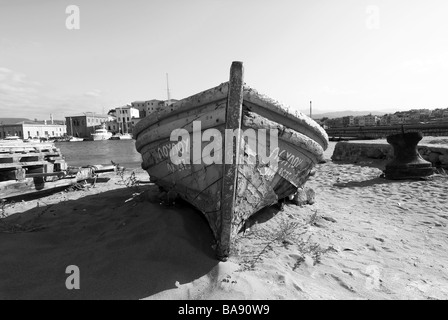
[1,0,447,302]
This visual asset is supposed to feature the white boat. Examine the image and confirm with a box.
[69,136,84,142]
[91,123,112,141]
[110,133,133,140]
[23,137,41,143]
[1,135,22,143]
[110,118,133,140]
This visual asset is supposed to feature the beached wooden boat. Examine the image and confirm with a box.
[134,62,328,259]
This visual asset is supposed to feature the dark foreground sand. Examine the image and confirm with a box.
[1,144,447,299]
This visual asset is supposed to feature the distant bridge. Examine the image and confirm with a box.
[325,122,448,140]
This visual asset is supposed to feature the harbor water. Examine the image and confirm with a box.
[56,140,142,169]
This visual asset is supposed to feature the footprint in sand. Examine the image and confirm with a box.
[365,243,378,252]
[220,275,238,291]
[292,281,304,292]
[342,270,354,277]
[276,274,286,285]
[381,247,394,253]
[330,274,356,293]
[374,237,385,243]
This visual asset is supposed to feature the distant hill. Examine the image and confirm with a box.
[309,111,387,120]
[0,118,31,125]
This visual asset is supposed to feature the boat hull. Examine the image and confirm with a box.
[134,62,328,259]
[110,133,133,140]
[69,137,84,142]
[91,133,112,141]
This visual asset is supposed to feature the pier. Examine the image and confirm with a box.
[0,141,116,199]
[325,122,448,140]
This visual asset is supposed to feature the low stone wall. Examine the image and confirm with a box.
[332,139,448,169]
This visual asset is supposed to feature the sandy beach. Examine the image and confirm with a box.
[1,142,447,300]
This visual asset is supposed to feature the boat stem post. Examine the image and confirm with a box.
[218,61,244,260]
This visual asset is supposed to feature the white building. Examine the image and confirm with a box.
[131,100,166,118]
[0,120,67,139]
[115,106,139,133]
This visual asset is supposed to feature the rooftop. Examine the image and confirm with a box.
[0,118,65,126]
[65,113,111,118]
[18,120,65,125]
[0,118,31,125]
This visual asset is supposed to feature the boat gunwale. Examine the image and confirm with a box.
[134,98,327,159]
[241,110,325,164]
[137,118,323,172]
[134,84,328,151]
[242,96,328,150]
[136,107,325,172]
[135,101,228,153]
[134,83,229,138]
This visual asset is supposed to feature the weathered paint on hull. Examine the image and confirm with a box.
[134,62,328,259]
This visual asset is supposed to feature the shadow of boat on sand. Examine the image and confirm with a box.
[0,186,217,299]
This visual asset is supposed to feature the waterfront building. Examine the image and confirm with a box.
[419,109,432,121]
[353,116,366,127]
[364,114,378,126]
[131,100,168,118]
[379,115,390,126]
[390,114,404,125]
[106,118,119,133]
[133,99,178,116]
[431,109,444,118]
[0,119,67,139]
[65,113,113,138]
[115,106,139,134]
[131,117,143,129]
[326,118,343,128]
[342,116,354,127]
[126,99,178,133]
[130,101,147,118]
[408,112,421,123]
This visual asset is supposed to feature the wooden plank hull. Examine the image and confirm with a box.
[134,62,328,259]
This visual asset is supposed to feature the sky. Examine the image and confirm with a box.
[0,0,448,120]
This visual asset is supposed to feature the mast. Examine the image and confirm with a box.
[310,101,312,118]
[123,110,126,134]
[166,73,171,106]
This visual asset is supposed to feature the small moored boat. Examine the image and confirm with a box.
[2,135,22,142]
[110,133,133,140]
[134,62,328,259]
[69,136,84,142]
[23,137,41,143]
[91,123,112,141]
